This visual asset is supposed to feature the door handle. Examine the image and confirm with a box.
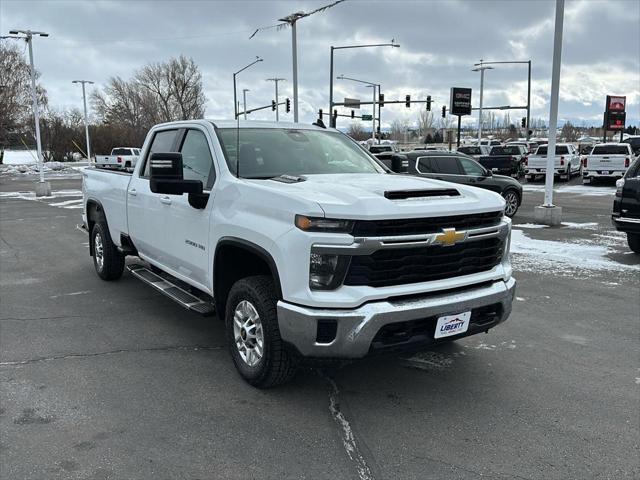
[160,196,172,205]
[128,188,137,196]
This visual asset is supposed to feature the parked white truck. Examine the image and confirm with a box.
[95,147,141,169]
[82,120,516,387]
[583,143,635,184]
[525,143,581,181]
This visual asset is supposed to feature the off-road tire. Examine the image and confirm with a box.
[627,233,640,254]
[225,275,298,388]
[91,221,125,281]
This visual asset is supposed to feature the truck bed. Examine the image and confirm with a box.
[82,167,132,247]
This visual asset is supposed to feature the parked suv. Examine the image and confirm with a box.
[612,157,640,253]
[405,151,523,217]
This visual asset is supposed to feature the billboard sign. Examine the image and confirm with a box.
[606,95,626,112]
[450,88,472,116]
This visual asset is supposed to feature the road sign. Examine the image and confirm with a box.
[344,98,360,109]
[361,114,373,121]
[450,87,472,116]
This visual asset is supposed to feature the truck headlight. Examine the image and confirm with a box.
[309,253,350,290]
[295,215,354,233]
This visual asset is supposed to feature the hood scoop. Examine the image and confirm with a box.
[384,188,460,200]
[270,175,306,184]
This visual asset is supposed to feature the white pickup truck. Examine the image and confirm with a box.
[95,147,141,169]
[525,143,581,181]
[583,143,634,184]
[82,120,516,387]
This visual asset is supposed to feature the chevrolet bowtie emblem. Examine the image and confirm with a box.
[433,228,467,247]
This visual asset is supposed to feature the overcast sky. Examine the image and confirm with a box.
[1,0,639,128]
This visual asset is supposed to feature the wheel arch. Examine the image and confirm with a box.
[213,237,283,317]
[85,198,105,256]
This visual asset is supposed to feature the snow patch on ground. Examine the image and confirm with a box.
[511,228,639,276]
[562,222,599,230]
[523,184,615,196]
[0,161,88,177]
[514,223,549,229]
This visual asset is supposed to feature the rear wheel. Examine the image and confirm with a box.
[225,276,298,388]
[628,233,640,254]
[502,189,520,218]
[91,221,124,280]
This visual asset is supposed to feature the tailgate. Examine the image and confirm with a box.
[478,156,513,169]
[587,155,626,170]
[528,156,560,169]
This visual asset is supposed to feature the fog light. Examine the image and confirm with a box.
[309,253,350,290]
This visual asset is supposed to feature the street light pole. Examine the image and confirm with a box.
[336,74,380,142]
[10,29,50,196]
[233,57,263,119]
[72,80,94,161]
[242,89,250,120]
[473,60,532,139]
[266,78,286,121]
[329,42,399,128]
[472,61,493,142]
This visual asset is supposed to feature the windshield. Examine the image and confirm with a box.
[217,128,385,178]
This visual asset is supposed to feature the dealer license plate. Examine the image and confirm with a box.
[434,311,471,339]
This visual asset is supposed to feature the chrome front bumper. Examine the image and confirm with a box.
[277,277,516,358]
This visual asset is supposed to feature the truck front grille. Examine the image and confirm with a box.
[344,237,503,288]
[351,211,502,237]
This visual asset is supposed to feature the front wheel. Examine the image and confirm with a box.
[91,221,124,280]
[225,276,298,388]
[628,233,640,254]
[502,189,520,218]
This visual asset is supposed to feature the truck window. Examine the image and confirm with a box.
[458,147,480,155]
[535,145,569,155]
[591,145,630,155]
[180,129,215,189]
[112,148,132,155]
[142,129,178,176]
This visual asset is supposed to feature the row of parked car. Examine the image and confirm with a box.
[368,136,640,220]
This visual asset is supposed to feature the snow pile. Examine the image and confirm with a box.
[2,150,38,165]
[510,228,638,276]
[0,162,81,176]
[523,184,615,196]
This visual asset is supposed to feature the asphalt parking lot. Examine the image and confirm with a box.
[1,173,638,480]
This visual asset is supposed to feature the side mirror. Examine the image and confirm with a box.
[483,169,493,177]
[149,152,203,195]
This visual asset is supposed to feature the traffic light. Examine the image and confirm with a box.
[379,93,385,107]
[521,117,526,128]
[271,100,276,111]
[351,110,355,119]
[442,106,446,118]
[426,95,431,111]
[405,95,411,108]
[285,98,291,113]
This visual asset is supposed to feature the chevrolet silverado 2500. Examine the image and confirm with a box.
[82,120,516,387]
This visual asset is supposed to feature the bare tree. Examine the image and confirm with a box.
[417,109,435,139]
[0,40,48,148]
[347,121,368,141]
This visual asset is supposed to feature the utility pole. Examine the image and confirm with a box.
[9,29,50,196]
[233,57,263,119]
[242,89,250,120]
[72,80,94,161]
[266,78,286,121]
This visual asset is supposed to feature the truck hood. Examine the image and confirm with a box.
[259,173,505,219]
